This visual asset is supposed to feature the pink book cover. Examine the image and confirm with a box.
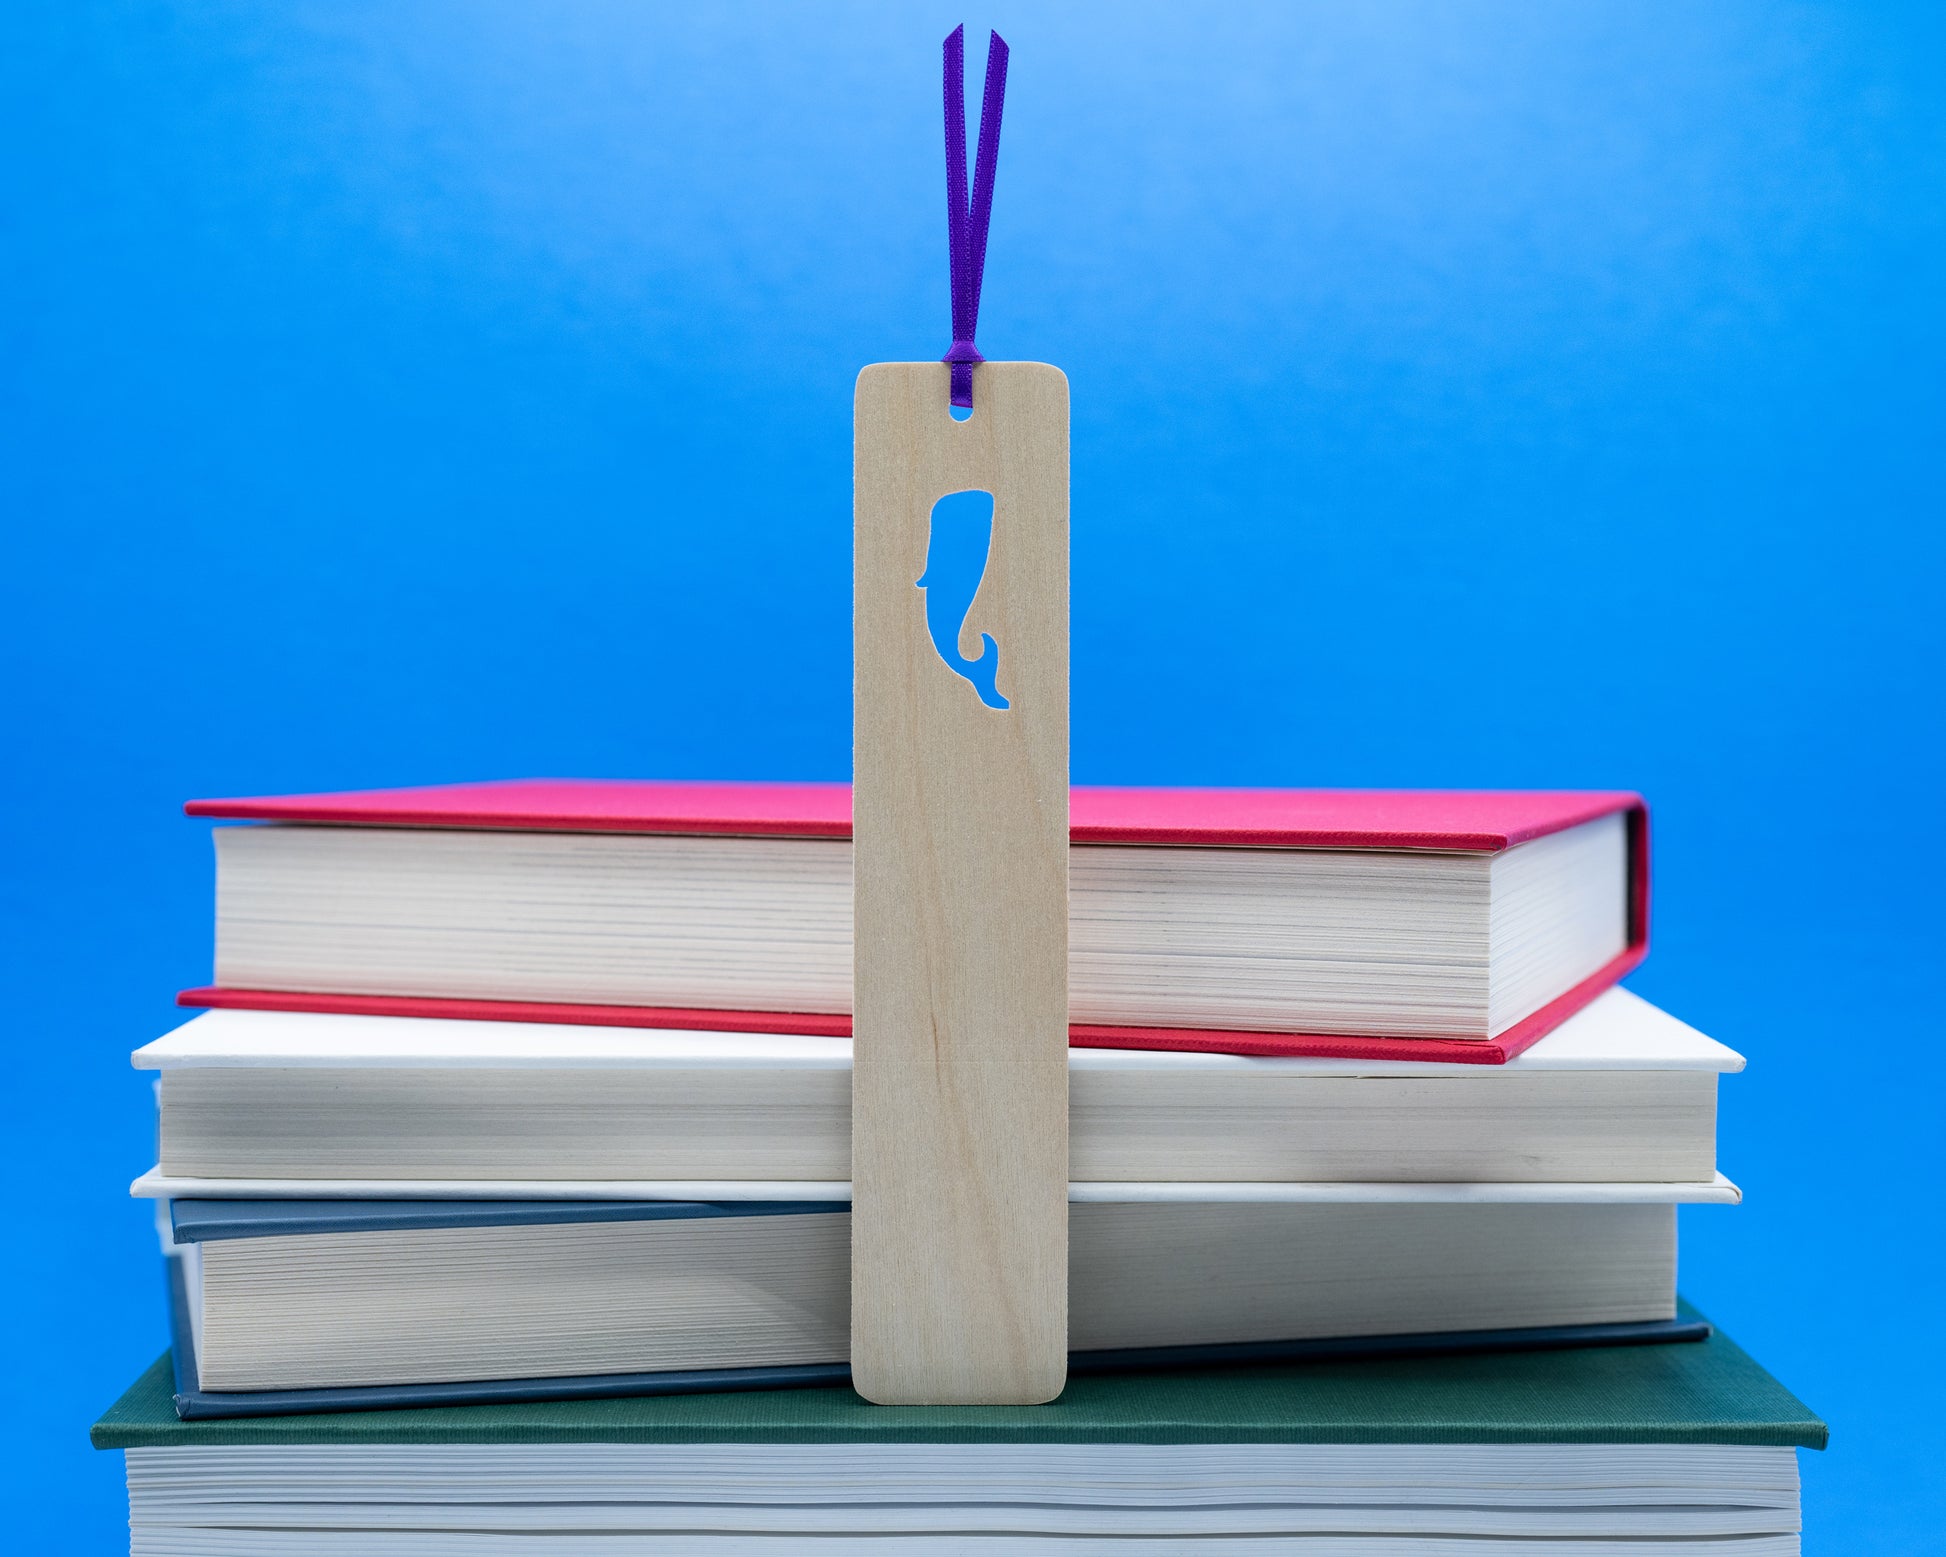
[179,779,1649,1065]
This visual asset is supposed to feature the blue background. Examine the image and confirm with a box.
[6,2,1941,1548]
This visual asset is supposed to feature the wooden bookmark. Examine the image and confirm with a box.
[851,359,1070,1405]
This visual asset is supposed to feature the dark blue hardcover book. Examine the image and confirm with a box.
[163,1197,1711,1420]
[168,1197,846,1242]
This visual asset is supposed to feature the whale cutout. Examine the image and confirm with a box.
[917,488,1008,709]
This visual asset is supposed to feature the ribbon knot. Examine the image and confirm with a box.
[940,26,1009,409]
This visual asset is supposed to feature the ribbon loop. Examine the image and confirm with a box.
[941,25,1009,408]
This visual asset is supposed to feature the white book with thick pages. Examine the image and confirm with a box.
[135,986,1740,1187]
[122,1442,1805,1554]
[204,803,1632,1043]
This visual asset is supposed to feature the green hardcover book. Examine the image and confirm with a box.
[96,1302,1823,1553]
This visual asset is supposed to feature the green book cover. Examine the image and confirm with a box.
[92,1300,1824,1452]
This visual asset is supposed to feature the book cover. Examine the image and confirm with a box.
[136,987,1748,1075]
[132,1172,1745,1204]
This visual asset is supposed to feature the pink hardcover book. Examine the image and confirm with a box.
[179,779,1649,1064]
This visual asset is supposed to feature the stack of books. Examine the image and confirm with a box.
[94,779,1825,1553]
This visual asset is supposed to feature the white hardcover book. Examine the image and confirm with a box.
[135,986,1740,1187]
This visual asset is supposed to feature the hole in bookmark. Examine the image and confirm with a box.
[917,488,1008,709]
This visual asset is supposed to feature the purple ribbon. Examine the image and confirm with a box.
[941,25,1009,409]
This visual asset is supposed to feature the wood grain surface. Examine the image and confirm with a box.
[852,361,1070,1405]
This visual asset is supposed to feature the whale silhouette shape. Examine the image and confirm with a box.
[917,488,1008,710]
